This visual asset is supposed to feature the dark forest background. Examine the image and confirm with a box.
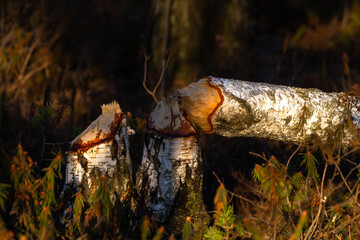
[1,0,360,221]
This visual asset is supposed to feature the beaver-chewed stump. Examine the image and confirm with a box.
[66,102,133,200]
[65,77,360,239]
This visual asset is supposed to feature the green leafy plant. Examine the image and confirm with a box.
[300,151,319,182]
[204,183,245,240]
[6,144,62,239]
[181,216,193,240]
[0,183,10,211]
[1,119,360,239]
[230,122,360,239]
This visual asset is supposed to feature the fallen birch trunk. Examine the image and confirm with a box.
[136,76,360,235]
[179,77,360,145]
[66,102,133,199]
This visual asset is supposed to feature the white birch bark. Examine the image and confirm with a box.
[66,102,133,199]
[136,135,200,221]
[179,76,360,146]
[138,76,360,227]
[136,95,209,235]
[64,77,359,235]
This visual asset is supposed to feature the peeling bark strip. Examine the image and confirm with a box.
[66,102,133,199]
[179,77,360,145]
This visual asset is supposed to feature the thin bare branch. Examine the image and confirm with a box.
[245,217,292,238]
[304,163,328,240]
[249,152,269,162]
[340,147,360,161]
[331,213,360,234]
[22,60,51,82]
[286,145,302,170]
[18,33,40,81]
[153,52,170,97]
[142,49,171,104]
[333,160,352,193]
[0,26,15,49]
[142,51,155,100]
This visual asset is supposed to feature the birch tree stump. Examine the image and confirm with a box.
[136,76,360,237]
[66,102,133,200]
[136,94,209,237]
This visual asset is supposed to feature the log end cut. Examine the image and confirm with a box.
[178,77,223,132]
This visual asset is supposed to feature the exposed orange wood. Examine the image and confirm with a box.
[178,77,224,132]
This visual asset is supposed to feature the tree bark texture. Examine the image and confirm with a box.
[149,0,249,90]
[179,77,360,145]
[136,95,209,237]
[66,77,360,238]
[136,76,360,233]
[66,102,133,199]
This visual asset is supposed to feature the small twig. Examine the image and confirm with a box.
[355,182,360,207]
[0,26,15,49]
[326,159,360,199]
[142,49,170,104]
[286,144,302,170]
[269,223,288,240]
[22,60,51,82]
[249,152,269,162]
[278,223,289,237]
[245,216,273,227]
[333,160,352,192]
[304,163,328,240]
[340,147,360,161]
[212,171,223,185]
[246,217,292,238]
[342,156,359,166]
[348,178,360,203]
[18,33,40,81]
[228,191,257,207]
[284,145,302,230]
[213,171,257,207]
[154,53,170,98]
[142,52,154,99]
[331,213,360,234]
[237,176,270,200]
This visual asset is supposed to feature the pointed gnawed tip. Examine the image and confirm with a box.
[70,101,124,152]
[101,101,122,114]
